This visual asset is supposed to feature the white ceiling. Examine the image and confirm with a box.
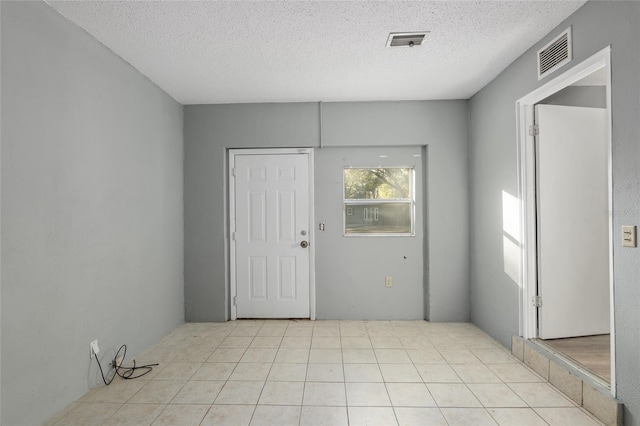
[47,0,587,105]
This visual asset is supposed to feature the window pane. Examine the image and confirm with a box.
[344,168,411,200]
[345,202,411,234]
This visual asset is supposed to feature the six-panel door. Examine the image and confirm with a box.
[234,153,310,318]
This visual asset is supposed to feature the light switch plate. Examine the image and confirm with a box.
[622,225,637,248]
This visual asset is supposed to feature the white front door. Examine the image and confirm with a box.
[232,152,310,318]
[536,104,610,339]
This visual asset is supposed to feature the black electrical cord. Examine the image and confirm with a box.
[93,344,159,386]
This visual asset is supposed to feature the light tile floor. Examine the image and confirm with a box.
[46,320,604,426]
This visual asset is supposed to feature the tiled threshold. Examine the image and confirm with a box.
[512,336,623,426]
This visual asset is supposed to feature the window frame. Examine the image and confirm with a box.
[342,166,416,237]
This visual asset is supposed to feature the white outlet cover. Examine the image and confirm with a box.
[90,340,100,357]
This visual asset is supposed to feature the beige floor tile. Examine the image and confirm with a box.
[370,336,404,349]
[303,382,346,406]
[267,363,308,381]
[258,381,305,405]
[348,406,398,426]
[171,380,224,404]
[440,349,482,364]
[172,347,215,363]
[339,327,369,337]
[275,348,310,363]
[461,337,501,349]
[129,381,186,404]
[256,326,287,337]
[441,407,498,425]
[379,364,422,382]
[375,348,412,364]
[200,404,254,426]
[250,405,301,426]
[508,383,574,407]
[309,348,342,363]
[229,326,261,337]
[240,348,277,363]
[406,349,446,364]
[219,336,253,349]
[472,348,516,364]
[468,384,528,408]
[103,404,165,426]
[42,403,80,426]
[432,341,468,351]
[451,364,502,383]
[281,336,312,348]
[313,327,340,336]
[300,406,348,426]
[228,362,272,381]
[426,384,482,407]
[306,363,344,382]
[394,327,423,337]
[284,327,314,337]
[487,408,548,425]
[311,336,342,348]
[207,348,245,363]
[151,404,209,426]
[487,363,544,383]
[394,407,447,426]
[344,363,383,382]
[415,364,462,383]
[341,336,372,349]
[214,381,264,405]
[80,380,146,403]
[342,348,377,364]
[249,337,282,349]
[55,402,122,426]
[534,407,603,425]
[46,320,603,426]
[386,383,437,407]
[399,336,435,349]
[345,382,391,406]
[152,363,202,381]
[191,363,236,381]
[142,348,180,364]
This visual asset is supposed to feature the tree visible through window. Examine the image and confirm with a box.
[344,167,414,236]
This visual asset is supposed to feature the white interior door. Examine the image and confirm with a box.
[536,104,610,339]
[233,153,310,318]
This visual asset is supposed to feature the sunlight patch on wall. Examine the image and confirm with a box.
[502,190,521,241]
[502,190,521,285]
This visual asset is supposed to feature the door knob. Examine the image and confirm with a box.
[300,241,309,248]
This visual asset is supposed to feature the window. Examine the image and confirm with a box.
[343,167,415,236]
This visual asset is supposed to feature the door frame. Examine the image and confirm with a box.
[515,46,615,394]
[228,148,316,321]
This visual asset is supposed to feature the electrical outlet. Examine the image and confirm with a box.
[385,276,393,288]
[622,225,637,248]
[90,339,99,358]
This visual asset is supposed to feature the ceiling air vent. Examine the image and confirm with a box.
[538,27,572,80]
[386,32,429,48]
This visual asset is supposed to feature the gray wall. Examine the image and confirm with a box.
[0,2,185,425]
[468,1,640,424]
[540,85,606,108]
[184,100,469,323]
[315,146,423,319]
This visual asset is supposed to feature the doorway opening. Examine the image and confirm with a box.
[516,47,614,393]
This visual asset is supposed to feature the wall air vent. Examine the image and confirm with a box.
[537,27,572,80]
[386,32,429,48]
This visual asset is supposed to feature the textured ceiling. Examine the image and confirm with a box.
[47,1,587,105]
